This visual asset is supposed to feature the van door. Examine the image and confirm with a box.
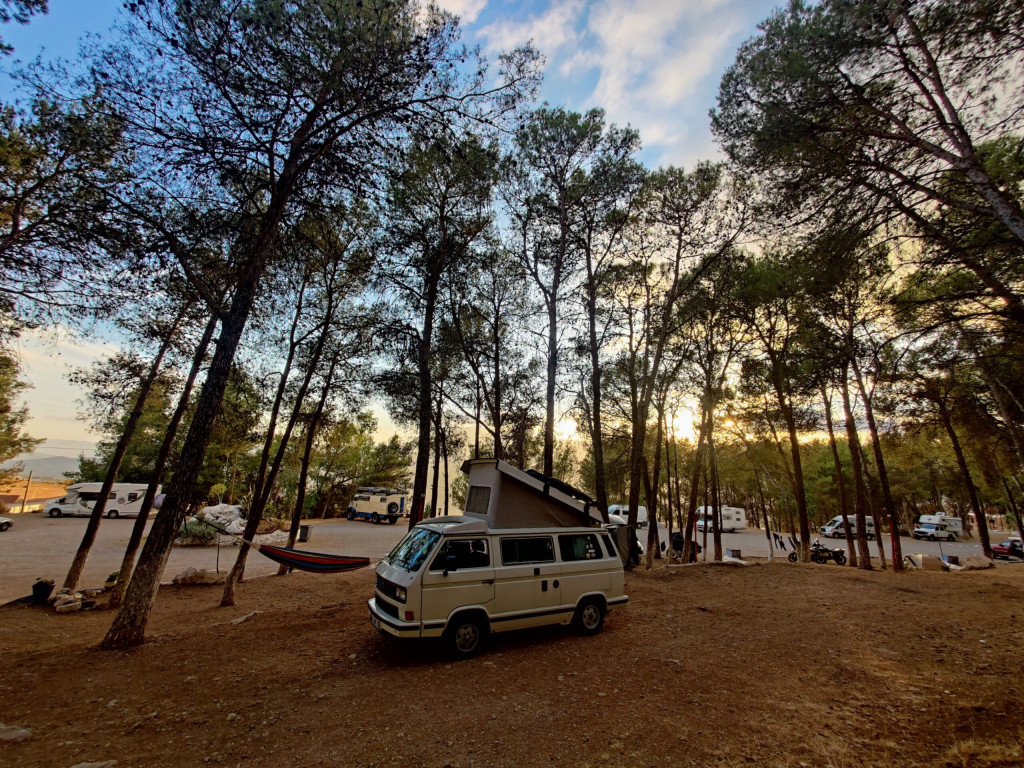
[492,535,562,630]
[557,532,611,613]
[420,537,494,637]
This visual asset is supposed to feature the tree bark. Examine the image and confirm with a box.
[429,395,442,518]
[937,397,993,558]
[820,384,857,567]
[63,306,187,592]
[840,370,873,570]
[850,361,903,571]
[409,277,438,529]
[109,311,218,608]
[708,427,723,562]
[682,410,708,564]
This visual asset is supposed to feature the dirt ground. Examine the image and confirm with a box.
[1,561,1022,768]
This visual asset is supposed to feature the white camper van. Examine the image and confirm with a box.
[820,515,876,539]
[44,483,155,519]
[912,515,962,541]
[695,506,747,533]
[346,487,406,524]
[369,459,628,658]
[607,504,647,527]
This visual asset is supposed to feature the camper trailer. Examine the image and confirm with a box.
[820,515,876,539]
[44,483,156,519]
[912,515,963,541]
[695,506,747,533]
[346,488,406,524]
[369,459,628,658]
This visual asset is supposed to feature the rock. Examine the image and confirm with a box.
[962,555,995,570]
[55,601,82,613]
[226,712,241,722]
[70,762,117,768]
[0,724,32,742]
[172,567,226,586]
[903,554,946,571]
[53,592,83,608]
[230,610,262,625]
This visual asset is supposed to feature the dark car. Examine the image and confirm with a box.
[992,538,1023,560]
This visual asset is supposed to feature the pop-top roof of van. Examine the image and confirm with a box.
[459,458,605,528]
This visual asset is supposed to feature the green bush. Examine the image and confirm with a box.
[175,517,219,546]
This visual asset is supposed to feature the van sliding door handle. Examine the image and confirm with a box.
[482,579,494,585]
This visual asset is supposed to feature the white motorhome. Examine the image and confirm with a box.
[913,515,962,541]
[820,515,876,540]
[607,504,647,527]
[346,487,406,524]
[695,506,747,533]
[369,459,628,658]
[44,483,156,519]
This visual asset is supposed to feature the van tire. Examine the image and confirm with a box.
[788,552,798,562]
[574,598,605,635]
[446,612,487,658]
[346,508,355,520]
[947,534,955,542]
[107,509,119,519]
[388,516,398,524]
[48,509,61,518]
[371,513,380,524]
[387,502,399,515]
[928,533,936,541]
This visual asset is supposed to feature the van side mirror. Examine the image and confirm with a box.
[444,555,458,575]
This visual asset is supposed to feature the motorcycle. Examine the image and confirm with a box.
[810,538,847,565]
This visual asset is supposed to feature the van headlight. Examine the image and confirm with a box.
[395,586,407,603]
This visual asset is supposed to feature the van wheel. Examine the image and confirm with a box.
[446,614,486,658]
[388,516,398,524]
[48,509,61,518]
[788,552,798,562]
[928,534,936,541]
[371,513,380,524]
[387,502,399,515]
[107,509,119,519]
[947,534,955,542]
[574,598,605,635]
[346,508,355,521]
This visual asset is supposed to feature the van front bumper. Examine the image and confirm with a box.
[368,598,421,638]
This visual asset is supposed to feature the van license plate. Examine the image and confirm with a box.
[370,614,381,630]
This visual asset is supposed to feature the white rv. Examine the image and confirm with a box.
[369,459,628,658]
[695,505,747,533]
[820,515,876,540]
[346,487,406,524]
[912,515,962,541]
[607,504,648,527]
[44,483,156,519]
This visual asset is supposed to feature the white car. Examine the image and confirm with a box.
[0,516,12,532]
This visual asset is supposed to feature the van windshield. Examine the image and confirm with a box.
[385,528,441,572]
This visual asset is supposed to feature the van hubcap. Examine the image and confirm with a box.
[582,605,600,629]
[455,623,479,652]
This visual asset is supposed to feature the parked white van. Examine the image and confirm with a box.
[695,506,747,533]
[607,504,647,527]
[820,515,876,540]
[913,515,962,541]
[44,483,156,519]
[346,487,406,524]
[369,459,628,658]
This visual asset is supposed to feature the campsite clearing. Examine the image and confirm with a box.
[1,562,1022,767]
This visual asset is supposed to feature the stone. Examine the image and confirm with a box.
[70,762,118,768]
[962,555,995,570]
[0,724,32,742]
[55,602,82,614]
[230,610,262,625]
[172,567,226,586]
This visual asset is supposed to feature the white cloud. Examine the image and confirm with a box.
[434,0,490,24]
[478,0,586,56]
[479,0,753,168]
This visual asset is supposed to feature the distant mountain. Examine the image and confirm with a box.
[1,455,80,480]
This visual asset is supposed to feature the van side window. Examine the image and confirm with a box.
[127,492,139,503]
[600,533,617,558]
[558,533,602,561]
[429,539,490,570]
[465,485,490,515]
[500,537,555,565]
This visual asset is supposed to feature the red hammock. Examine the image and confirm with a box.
[256,544,369,574]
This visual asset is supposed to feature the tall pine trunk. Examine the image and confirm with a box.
[109,312,218,608]
[63,307,187,591]
[937,397,993,558]
[409,278,438,528]
[820,384,857,567]
[840,370,873,570]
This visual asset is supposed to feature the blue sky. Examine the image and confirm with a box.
[3,0,782,451]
